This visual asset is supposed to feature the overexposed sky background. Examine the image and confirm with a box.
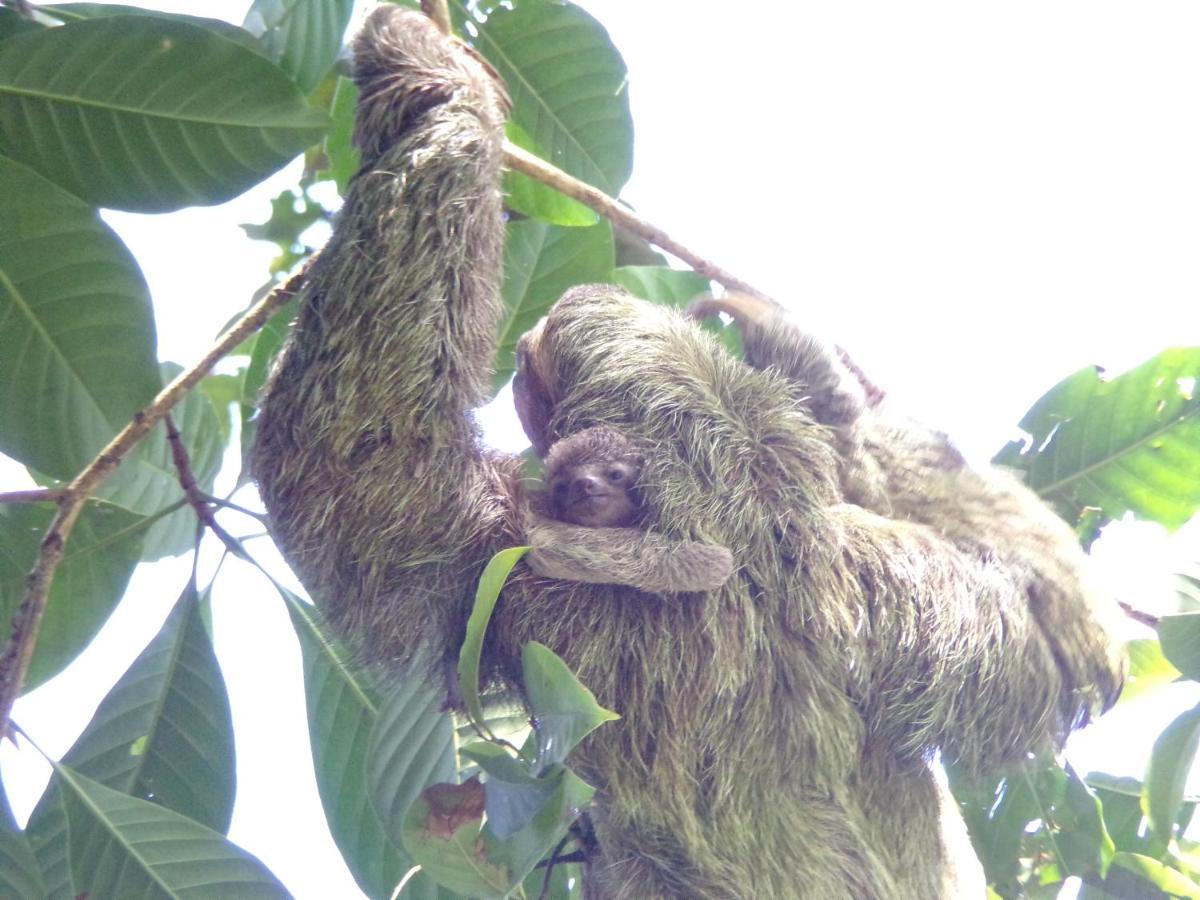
[3,2,1200,897]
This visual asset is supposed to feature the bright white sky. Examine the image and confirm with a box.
[3,2,1200,898]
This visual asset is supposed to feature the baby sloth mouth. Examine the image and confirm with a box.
[566,486,636,528]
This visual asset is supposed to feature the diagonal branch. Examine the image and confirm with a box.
[0,267,307,733]
[421,0,776,303]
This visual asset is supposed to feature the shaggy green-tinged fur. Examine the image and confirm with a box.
[253,9,1124,898]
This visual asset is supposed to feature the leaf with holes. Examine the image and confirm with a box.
[492,220,614,394]
[243,0,354,93]
[0,154,159,479]
[994,348,1200,530]
[473,0,633,197]
[0,17,328,211]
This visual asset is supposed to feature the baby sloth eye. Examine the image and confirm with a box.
[606,467,626,483]
[552,482,568,497]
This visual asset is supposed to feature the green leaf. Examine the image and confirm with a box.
[474,0,633,197]
[503,122,597,226]
[282,587,425,899]
[483,765,593,893]
[25,784,71,899]
[0,780,47,900]
[55,765,288,898]
[1091,852,1200,899]
[242,0,354,93]
[0,501,145,690]
[610,266,711,309]
[68,582,233,828]
[321,76,359,196]
[1159,615,1200,682]
[0,154,159,479]
[492,221,614,393]
[1118,638,1183,704]
[994,349,1200,530]
[1144,703,1200,842]
[460,742,553,842]
[458,547,531,740]
[402,777,508,897]
[522,642,618,771]
[0,7,42,41]
[0,17,328,211]
[365,677,457,869]
[43,3,265,52]
[118,364,225,561]
[23,582,236,895]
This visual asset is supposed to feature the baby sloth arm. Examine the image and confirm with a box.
[525,516,734,594]
[523,425,734,593]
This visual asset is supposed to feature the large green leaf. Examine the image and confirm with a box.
[0,780,47,900]
[610,266,711,309]
[492,220,614,393]
[23,583,235,897]
[503,121,597,227]
[243,0,354,93]
[56,765,288,898]
[0,17,328,211]
[65,582,233,829]
[43,3,264,52]
[1144,703,1200,842]
[522,642,617,771]
[473,0,633,197]
[994,349,1200,529]
[0,500,145,690]
[0,154,159,479]
[365,678,457,851]
[283,587,434,899]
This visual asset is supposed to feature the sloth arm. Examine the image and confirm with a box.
[252,10,521,665]
[524,515,734,593]
[833,467,1125,773]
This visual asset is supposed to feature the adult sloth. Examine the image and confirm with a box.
[253,8,1123,898]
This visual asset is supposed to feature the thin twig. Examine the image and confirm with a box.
[417,0,775,302]
[164,414,246,558]
[0,266,307,733]
[201,493,270,524]
[1118,600,1160,630]
[503,142,775,301]
[0,488,65,505]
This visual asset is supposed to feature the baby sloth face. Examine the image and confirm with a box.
[549,457,641,527]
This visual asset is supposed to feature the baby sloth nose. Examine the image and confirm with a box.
[571,474,604,498]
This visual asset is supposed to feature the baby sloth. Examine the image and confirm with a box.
[544,426,643,527]
[525,427,734,594]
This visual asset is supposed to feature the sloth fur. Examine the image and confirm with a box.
[253,8,1125,898]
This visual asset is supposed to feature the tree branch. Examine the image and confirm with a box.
[0,488,65,505]
[0,267,307,733]
[163,414,245,558]
[418,0,776,303]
